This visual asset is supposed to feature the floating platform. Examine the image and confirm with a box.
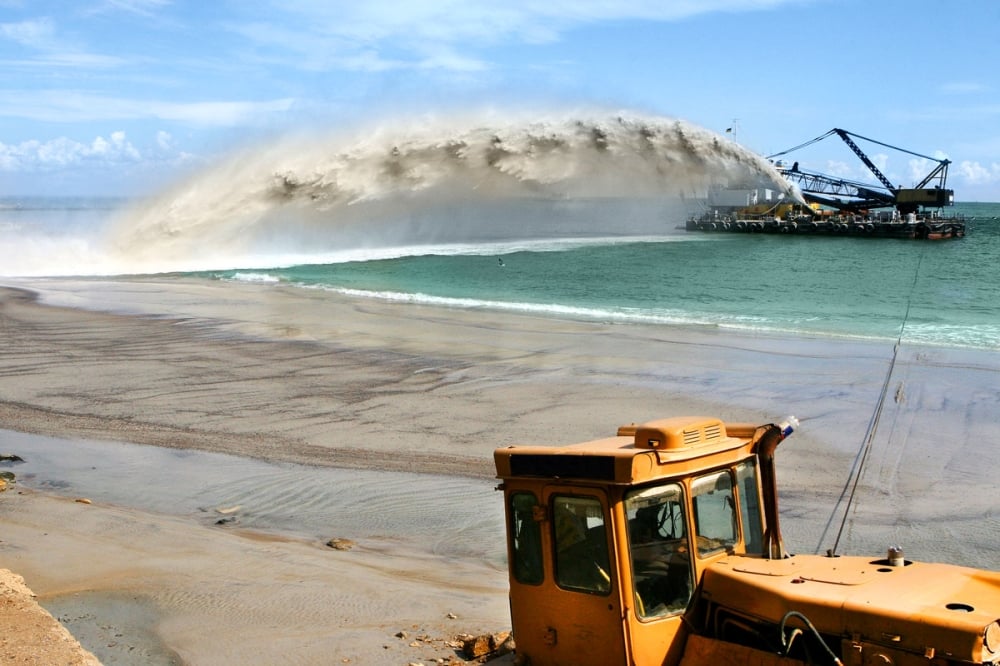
[685,215,965,240]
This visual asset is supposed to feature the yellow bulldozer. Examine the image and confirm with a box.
[494,416,1000,665]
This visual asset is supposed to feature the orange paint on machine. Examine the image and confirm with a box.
[494,416,1000,666]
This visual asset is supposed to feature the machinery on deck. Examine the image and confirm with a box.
[769,128,954,215]
[494,416,1000,665]
[685,129,965,238]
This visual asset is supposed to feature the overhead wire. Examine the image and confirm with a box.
[766,128,942,163]
[766,130,837,160]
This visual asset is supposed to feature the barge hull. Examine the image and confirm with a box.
[685,218,965,239]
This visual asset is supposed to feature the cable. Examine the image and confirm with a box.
[780,611,844,665]
[825,248,926,555]
[835,128,944,163]
[766,130,837,160]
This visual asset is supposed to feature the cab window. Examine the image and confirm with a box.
[552,495,611,594]
[509,492,544,585]
[624,484,694,618]
[735,459,763,555]
[691,470,738,556]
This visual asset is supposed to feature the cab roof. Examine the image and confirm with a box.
[494,416,760,485]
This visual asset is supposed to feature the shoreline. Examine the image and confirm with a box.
[0,278,820,475]
[3,277,1000,663]
[1,485,509,665]
[0,567,102,665]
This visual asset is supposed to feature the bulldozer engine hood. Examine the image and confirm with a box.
[700,552,1000,662]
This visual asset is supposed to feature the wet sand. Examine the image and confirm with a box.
[2,278,999,663]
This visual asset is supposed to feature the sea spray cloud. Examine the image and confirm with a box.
[108,111,797,266]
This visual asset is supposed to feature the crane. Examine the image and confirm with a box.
[768,128,954,214]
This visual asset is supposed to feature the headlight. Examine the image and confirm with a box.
[985,619,1000,661]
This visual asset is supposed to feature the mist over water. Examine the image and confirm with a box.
[101,112,793,272]
[2,112,795,276]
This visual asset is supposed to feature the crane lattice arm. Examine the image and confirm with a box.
[832,129,896,192]
[767,129,954,214]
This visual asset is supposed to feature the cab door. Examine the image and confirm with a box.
[507,485,627,665]
[620,481,695,665]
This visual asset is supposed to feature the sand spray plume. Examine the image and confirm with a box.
[108,111,798,271]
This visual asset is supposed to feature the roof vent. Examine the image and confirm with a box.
[633,417,725,450]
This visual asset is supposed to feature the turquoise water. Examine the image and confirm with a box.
[3,198,999,350]
[204,202,1000,350]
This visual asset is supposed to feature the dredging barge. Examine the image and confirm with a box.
[687,128,966,240]
[686,211,965,239]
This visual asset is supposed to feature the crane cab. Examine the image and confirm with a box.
[493,416,783,666]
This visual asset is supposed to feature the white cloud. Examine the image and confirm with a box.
[1,16,125,69]
[0,128,203,187]
[96,131,141,159]
[150,98,297,125]
[91,0,171,17]
[940,81,988,94]
[0,131,143,171]
[0,18,57,49]
[870,152,889,177]
[272,0,803,45]
[908,157,933,185]
[233,0,807,72]
[227,19,492,74]
[959,160,1000,185]
[2,52,125,68]
[414,46,489,72]
[0,90,296,126]
[156,130,173,151]
[824,159,854,179]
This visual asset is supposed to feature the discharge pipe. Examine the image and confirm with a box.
[754,417,798,559]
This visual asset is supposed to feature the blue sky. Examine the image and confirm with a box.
[2,0,999,200]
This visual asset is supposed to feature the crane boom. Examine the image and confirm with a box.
[768,129,954,214]
[833,129,896,192]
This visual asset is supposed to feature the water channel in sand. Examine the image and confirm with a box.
[1,430,507,567]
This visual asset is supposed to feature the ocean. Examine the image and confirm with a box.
[2,197,998,351]
[1,116,998,352]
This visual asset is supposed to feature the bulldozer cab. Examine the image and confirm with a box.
[496,416,1000,666]
[494,416,772,665]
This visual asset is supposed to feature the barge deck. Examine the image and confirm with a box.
[685,213,965,239]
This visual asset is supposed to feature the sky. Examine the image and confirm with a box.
[2,0,999,201]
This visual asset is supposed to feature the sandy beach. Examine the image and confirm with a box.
[2,277,1000,664]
